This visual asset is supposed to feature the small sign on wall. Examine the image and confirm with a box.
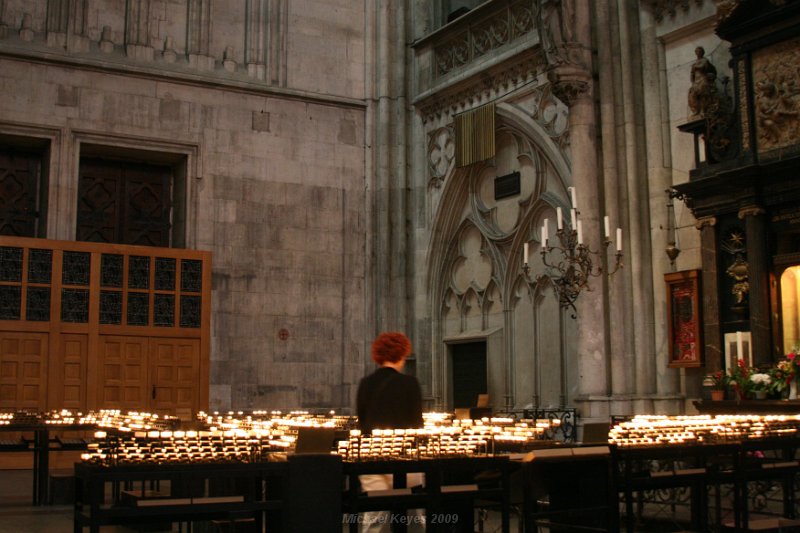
[666,269,703,368]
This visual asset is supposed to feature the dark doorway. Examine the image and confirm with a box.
[77,158,172,247]
[450,341,487,409]
[0,142,48,238]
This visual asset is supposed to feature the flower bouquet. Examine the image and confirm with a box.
[749,372,771,399]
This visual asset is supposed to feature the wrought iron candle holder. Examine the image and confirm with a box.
[523,212,623,318]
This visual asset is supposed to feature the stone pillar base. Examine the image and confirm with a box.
[575,393,687,424]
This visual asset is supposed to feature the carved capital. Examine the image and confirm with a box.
[547,66,592,106]
[695,215,717,230]
[737,205,766,219]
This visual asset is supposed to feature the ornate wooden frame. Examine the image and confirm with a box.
[666,269,703,368]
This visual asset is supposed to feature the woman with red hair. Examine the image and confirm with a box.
[356,332,424,531]
[357,331,423,433]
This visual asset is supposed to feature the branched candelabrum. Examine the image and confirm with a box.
[523,225,623,318]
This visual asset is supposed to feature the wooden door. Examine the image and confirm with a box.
[0,332,48,410]
[98,335,149,411]
[149,338,200,416]
[0,236,211,414]
[0,151,42,237]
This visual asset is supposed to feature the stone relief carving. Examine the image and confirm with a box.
[418,54,544,124]
[753,36,800,153]
[514,84,570,156]
[643,0,705,23]
[428,126,456,188]
[433,0,534,78]
[538,0,576,66]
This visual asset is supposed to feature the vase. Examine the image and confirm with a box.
[754,390,767,400]
[791,381,797,400]
[710,390,725,401]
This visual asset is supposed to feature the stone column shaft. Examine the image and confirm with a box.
[698,216,723,372]
[740,206,771,366]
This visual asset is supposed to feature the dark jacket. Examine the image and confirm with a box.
[356,366,423,433]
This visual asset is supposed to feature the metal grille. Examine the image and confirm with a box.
[180,295,201,328]
[155,257,176,291]
[28,249,52,284]
[180,259,202,292]
[101,254,123,288]
[154,294,175,327]
[62,251,90,286]
[61,288,89,322]
[100,290,122,325]
[127,292,149,326]
[25,286,50,321]
[128,256,150,289]
[0,246,23,282]
[0,285,21,319]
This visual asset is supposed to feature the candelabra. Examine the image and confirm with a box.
[522,187,623,317]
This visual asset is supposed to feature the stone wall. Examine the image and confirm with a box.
[0,0,369,411]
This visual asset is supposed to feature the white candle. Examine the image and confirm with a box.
[577,220,583,245]
[570,208,577,229]
[556,207,563,230]
[604,216,610,238]
[568,186,577,207]
[616,228,622,251]
[523,242,529,264]
[542,219,549,247]
[736,331,743,360]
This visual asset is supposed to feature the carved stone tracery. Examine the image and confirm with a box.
[433,0,535,78]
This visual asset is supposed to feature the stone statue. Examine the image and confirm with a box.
[539,0,576,65]
[688,46,718,116]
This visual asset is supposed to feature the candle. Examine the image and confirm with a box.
[570,208,577,230]
[616,228,622,251]
[568,186,577,207]
[542,219,549,247]
[577,220,583,245]
[736,331,743,360]
[556,207,563,229]
[604,216,610,238]
[523,242,529,264]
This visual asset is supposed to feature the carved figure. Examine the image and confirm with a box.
[540,0,576,65]
[688,47,718,116]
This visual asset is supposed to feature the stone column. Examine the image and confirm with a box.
[550,72,609,416]
[125,0,153,61]
[547,0,610,421]
[245,0,267,80]
[187,0,214,70]
[697,216,723,372]
[739,206,770,366]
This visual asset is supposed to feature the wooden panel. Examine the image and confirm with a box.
[59,334,87,411]
[0,332,47,410]
[98,335,148,411]
[149,338,200,416]
[0,236,211,414]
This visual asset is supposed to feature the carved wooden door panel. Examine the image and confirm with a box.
[58,334,88,411]
[0,151,41,237]
[77,159,171,247]
[149,338,200,416]
[0,332,48,410]
[98,335,149,411]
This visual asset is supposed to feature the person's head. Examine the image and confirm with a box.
[371,332,412,368]
[695,46,704,58]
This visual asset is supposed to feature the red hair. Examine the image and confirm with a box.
[371,332,412,365]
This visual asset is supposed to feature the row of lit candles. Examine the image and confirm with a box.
[609,415,800,447]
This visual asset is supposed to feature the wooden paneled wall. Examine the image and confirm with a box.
[0,237,211,415]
